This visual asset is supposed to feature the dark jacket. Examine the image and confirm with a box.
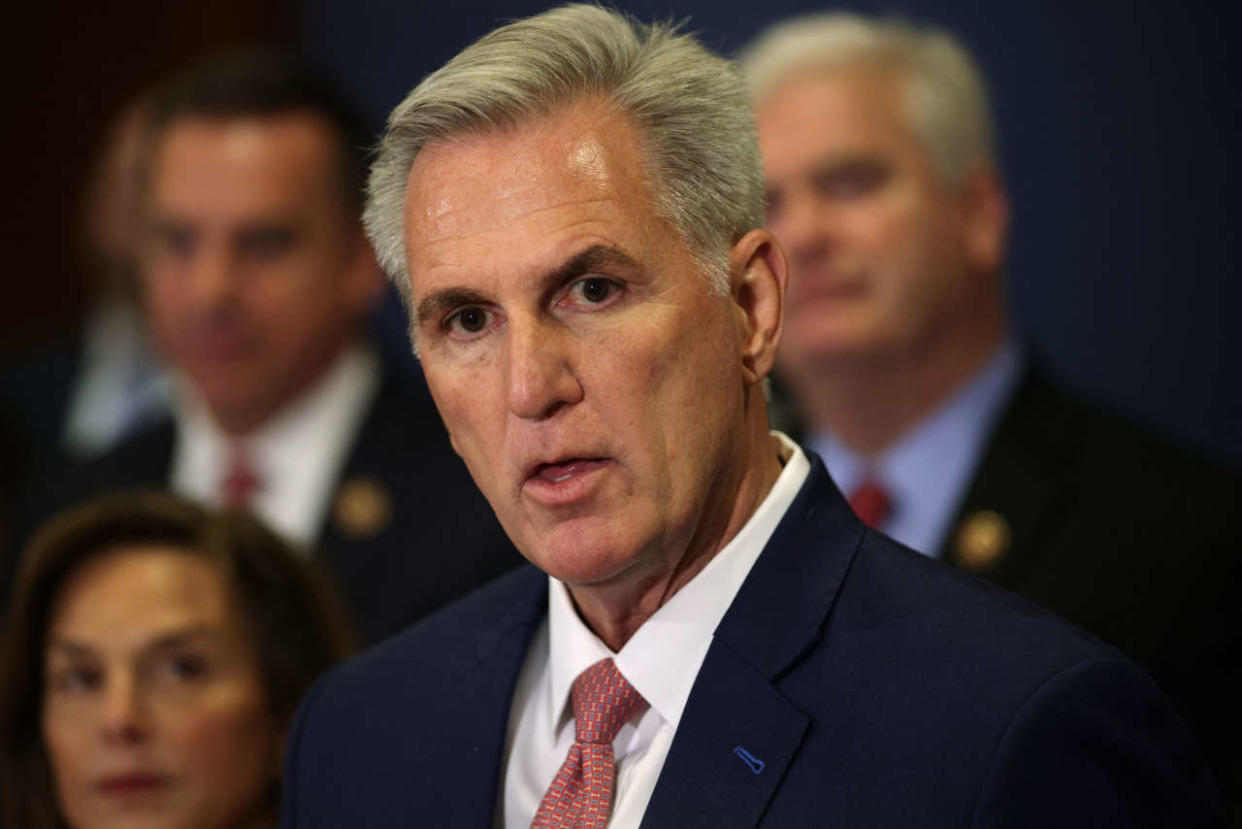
[281,456,1220,827]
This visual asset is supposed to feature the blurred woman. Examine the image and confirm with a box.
[0,491,354,828]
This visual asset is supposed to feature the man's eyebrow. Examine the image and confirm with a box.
[414,244,641,328]
[415,287,493,328]
[234,219,298,235]
[538,245,640,299]
[810,153,890,176]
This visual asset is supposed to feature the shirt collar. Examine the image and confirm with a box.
[171,342,380,544]
[811,341,1022,553]
[545,433,811,737]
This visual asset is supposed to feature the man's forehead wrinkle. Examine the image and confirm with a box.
[405,110,641,235]
[415,149,560,222]
[409,194,627,254]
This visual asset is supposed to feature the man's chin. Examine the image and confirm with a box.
[527,523,644,589]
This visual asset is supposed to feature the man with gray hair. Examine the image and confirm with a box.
[742,12,1241,809]
[282,6,1220,826]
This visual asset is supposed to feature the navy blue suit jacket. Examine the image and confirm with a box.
[282,456,1220,827]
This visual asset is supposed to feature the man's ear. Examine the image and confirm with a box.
[729,229,788,385]
[960,163,1009,274]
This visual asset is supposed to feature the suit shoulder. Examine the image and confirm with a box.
[283,565,544,823]
[970,657,1222,825]
[845,530,1123,676]
[999,371,1241,506]
[296,564,544,711]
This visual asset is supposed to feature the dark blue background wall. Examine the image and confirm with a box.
[299,0,1241,471]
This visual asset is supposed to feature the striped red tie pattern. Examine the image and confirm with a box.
[532,658,648,829]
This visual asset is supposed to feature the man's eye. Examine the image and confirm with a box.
[567,277,620,306]
[152,225,196,260]
[238,227,295,261]
[813,162,890,199]
[445,306,494,337]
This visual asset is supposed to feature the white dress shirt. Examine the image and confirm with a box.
[170,343,380,550]
[811,342,1022,556]
[499,434,811,828]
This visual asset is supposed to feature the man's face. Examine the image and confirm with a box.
[756,68,1002,372]
[403,101,752,589]
[142,114,378,434]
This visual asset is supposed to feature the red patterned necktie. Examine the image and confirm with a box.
[220,447,262,508]
[848,478,892,529]
[532,658,648,829]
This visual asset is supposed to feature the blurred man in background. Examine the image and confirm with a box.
[741,12,1240,807]
[10,53,519,643]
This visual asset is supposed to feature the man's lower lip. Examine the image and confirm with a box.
[524,459,610,504]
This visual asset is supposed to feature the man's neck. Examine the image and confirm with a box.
[793,318,1006,455]
[568,399,785,652]
[200,339,358,439]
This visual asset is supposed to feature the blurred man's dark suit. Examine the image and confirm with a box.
[282,455,1221,827]
[777,364,1241,807]
[10,359,521,644]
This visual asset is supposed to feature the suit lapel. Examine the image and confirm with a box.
[642,458,864,828]
[639,643,810,828]
[420,568,548,826]
[941,370,1076,586]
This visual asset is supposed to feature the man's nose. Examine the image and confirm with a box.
[99,674,149,745]
[505,317,583,421]
[186,245,240,307]
[775,194,833,260]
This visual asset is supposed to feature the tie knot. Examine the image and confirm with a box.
[569,658,647,745]
[848,477,892,529]
[221,448,263,508]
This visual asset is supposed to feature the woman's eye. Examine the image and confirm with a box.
[49,666,101,693]
[168,656,204,676]
[162,655,207,681]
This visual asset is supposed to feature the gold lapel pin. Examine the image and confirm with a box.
[955,510,1011,571]
[333,477,393,540]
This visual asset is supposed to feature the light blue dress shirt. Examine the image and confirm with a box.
[810,342,1023,557]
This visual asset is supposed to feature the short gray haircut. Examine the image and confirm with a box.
[738,13,996,187]
[365,3,764,310]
